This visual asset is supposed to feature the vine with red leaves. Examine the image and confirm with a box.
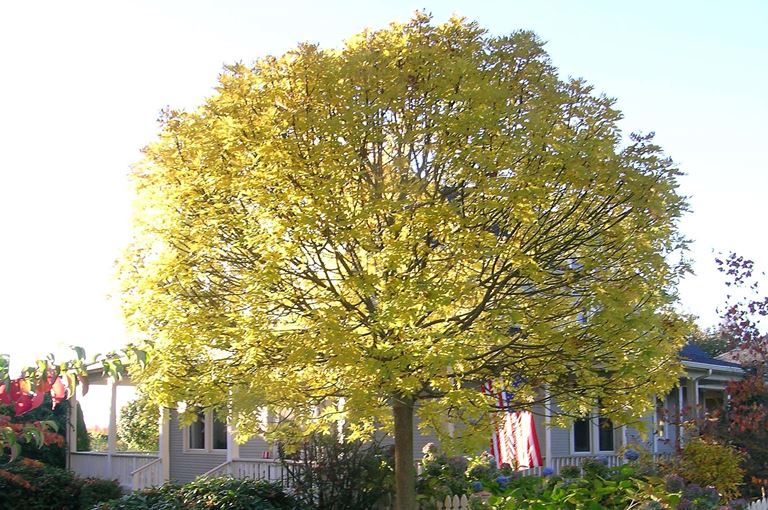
[0,346,146,461]
[707,253,768,496]
[0,352,86,461]
[716,252,768,371]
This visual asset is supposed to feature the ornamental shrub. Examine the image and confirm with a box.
[0,459,80,510]
[481,464,744,510]
[280,430,393,510]
[559,465,580,478]
[91,478,300,510]
[0,458,122,510]
[416,443,479,506]
[580,456,610,479]
[0,394,67,467]
[78,477,124,509]
[671,437,745,500]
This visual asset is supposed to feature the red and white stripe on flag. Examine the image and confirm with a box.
[482,382,542,470]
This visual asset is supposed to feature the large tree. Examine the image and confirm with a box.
[119,391,159,452]
[121,14,688,509]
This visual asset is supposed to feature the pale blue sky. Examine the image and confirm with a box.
[1,0,766,372]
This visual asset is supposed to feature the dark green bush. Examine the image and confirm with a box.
[0,459,80,510]
[559,465,580,478]
[91,477,301,510]
[79,477,125,509]
[0,459,122,510]
[89,483,180,510]
[580,456,610,479]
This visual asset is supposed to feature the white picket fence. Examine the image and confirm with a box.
[377,494,471,510]
[749,497,768,510]
[426,495,471,510]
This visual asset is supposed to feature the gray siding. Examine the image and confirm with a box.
[619,391,679,455]
[625,423,651,450]
[168,410,226,484]
[239,435,271,459]
[657,391,678,454]
[548,400,572,457]
[549,424,572,456]
[546,399,628,458]
[373,411,440,459]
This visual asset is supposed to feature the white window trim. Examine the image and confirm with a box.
[596,416,615,454]
[571,418,593,456]
[570,415,616,455]
[182,410,228,454]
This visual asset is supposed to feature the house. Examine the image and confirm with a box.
[65,343,745,491]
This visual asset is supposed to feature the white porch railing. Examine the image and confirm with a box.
[203,458,297,488]
[69,451,159,490]
[131,457,163,490]
[518,453,672,476]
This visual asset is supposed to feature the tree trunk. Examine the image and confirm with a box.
[393,394,417,510]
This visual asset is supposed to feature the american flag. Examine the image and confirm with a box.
[482,382,542,470]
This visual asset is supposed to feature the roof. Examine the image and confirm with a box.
[717,345,765,366]
[680,343,743,370]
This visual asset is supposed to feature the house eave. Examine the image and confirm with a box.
[682,360,744,374]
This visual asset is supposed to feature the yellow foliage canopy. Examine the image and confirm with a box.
[121,14,688,450]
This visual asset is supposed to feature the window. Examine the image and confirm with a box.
[185,410,228,452]
[571,415,615,454]
[189,412,206,449]
[212,417,228,450]
[598,417,614,452]
[573,419,591,452]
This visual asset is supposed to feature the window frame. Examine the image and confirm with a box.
[183,409,228,454]
[571,418,592,455]
[570,414,616,455]
[596,416,615,453]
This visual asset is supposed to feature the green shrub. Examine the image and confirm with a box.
[281,430,393,510]
[0,459,80,510]
[417,443,472,502]
[78,477,124,509]
[91,477,300,510]
[671,436,745,500]
[89,483,181,510]
[118,393,159,452]
[477,464,744,510]
[559,465,580,478]
[580,456,610,479]
[76,401,91,452]
[0,459,120,510]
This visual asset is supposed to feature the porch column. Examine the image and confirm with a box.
[106,378,118,480]
[543,388,552,468]
[158,407,170,481]
[677,379,684,449]
[226,419,240,463]
[651,395,657,455]
[67,386,78,468]
[693,378,701,419]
